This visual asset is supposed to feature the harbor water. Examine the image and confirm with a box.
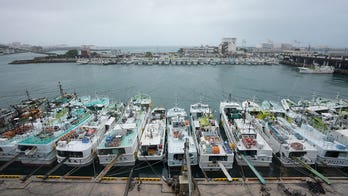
[2,53,348,110]
[1,52,348,178]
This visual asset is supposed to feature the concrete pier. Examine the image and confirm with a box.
[1,176,348,195]
[280,53,348,74]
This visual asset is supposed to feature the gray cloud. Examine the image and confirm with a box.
[0,0,347,47]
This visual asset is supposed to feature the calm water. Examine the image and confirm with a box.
[1,52,348,178]
[1,53,348,112]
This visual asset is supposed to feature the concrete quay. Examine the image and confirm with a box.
[1,176,348,195]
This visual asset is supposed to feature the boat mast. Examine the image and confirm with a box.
[26,89,31,100]
[58,81,64,98]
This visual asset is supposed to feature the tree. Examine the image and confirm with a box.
[65,49,78,58]
[145,52,153,58]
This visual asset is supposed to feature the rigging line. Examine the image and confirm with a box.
[108,160,163,176]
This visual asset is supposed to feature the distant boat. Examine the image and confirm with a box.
[298,64,334,74]
[76,58,89,65]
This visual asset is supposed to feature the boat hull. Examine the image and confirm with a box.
[98,153,136,166]
[317,156,348,167]
[138,155,164,161]
[57,155,95,167]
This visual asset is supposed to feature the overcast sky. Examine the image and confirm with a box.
[0,0,347,47]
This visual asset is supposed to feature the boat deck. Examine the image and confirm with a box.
[19,113,91,145]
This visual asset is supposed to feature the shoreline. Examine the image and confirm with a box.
[9,56,76,64]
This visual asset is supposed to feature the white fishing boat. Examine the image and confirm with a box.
[76,58,90,65]
[97,94,151,166]
[190,103,234,171]
[56,97,121,166]
[17,99,92,165]
[220,101,272,166]
[298,63,334,74]
[138,107,166,161]
[255,116,317,167]
[285,122,348,167]
[167,106,198,167]
[0,120,42,161]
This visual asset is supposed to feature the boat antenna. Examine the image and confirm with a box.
[26,89,31,100]
[336,92,340,102]
[228,93,232,102]
[312,93,316,105]
[58,81,64,97]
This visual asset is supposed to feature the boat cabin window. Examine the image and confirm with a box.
[18,145,34,151]
[209,156,227,162]
[141,145,158,156]
[325,151,340,158]
[57,151,83,158]
[142,145,158,150]
[239,150,257,156]
[196,112,203,119]
[289,151,307,158]
[241,134,256,139]
[98,148,125,155]
[0,147,3,152]
[225,108,241,120]
[173,153,193,160]
[174,154,184,160]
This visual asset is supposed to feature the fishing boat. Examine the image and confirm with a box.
[255,116,317,166]
[138,107,166,161]
[0,108,17,128]
[16,98,92,165]
[0,120,42,161]
[220,101,272,166]
[97,94,151,166]
[284,121,348,167]
[56,97,123,166]
[190,103,234,171]
[298,65,334,74]
[76,58,90,65]
[167,106,198,167]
